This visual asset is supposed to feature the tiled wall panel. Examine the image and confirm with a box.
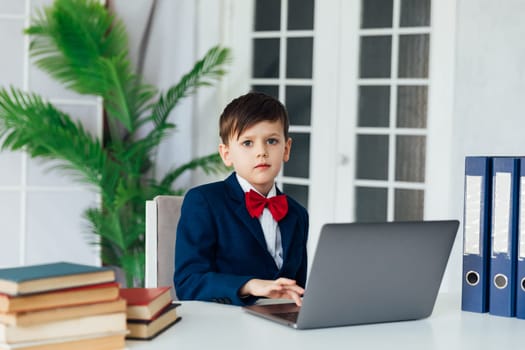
[0,2,102,267]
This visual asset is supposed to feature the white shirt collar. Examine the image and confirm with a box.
[236,174,277,198]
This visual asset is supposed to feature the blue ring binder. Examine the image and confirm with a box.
[489,157,519,318]
[461,157,492,313]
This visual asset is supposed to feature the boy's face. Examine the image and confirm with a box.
[219,120,292,196]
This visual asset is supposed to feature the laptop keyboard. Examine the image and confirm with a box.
[272,311,299,323]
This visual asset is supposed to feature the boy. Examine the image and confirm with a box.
[174,92,308,306]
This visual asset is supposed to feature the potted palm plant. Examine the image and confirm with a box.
[0,0,231,286]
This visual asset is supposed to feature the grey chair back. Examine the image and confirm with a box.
[145,195,183,300]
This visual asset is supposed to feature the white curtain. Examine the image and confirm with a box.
[110,0,198,190]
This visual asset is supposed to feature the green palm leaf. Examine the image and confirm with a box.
[130,46,231,166]
[0,87,107,190]
[160,153,230,189]
[149,46,231,129]
[26,0,156,132]
[128,46,231,175]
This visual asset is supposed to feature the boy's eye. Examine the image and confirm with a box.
[242,140,253,147]
[267,138,278,145]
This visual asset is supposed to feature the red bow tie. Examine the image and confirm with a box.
[245,190,288,221]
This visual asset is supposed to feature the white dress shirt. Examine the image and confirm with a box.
[237,174,283,269]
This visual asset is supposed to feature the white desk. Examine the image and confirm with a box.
[127,294,523,350]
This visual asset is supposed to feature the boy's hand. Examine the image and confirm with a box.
[240,278,304,306]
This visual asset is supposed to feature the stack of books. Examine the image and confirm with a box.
[119,286,180,340]
[0,262,127,350]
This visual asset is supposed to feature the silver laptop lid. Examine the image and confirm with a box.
[296,220,459,329]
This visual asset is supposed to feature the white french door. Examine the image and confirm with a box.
[310,0,456,251]
[223,0,456,253]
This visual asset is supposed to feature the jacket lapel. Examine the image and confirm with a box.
[225,174,268,252]
[225,173,298,268]
[278,197,298,264]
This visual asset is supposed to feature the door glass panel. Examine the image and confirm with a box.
[400,0,431,27]
[283,183,309,208]
[286,37,313,79]
[284,132,310,178]
[398,34,429,78]
[254,0,281,31]
[252,0,315,212]
[394,189,424,220]
[358,85,390,127]
[252,85,279,100]
[395,135,426,182]
[252,38,280,78]
[355,0,431,222]
[355,187,388,222]
[356,135,389,180]
[288,0,314,30]
[397,86,427,128]
[286,86,312,125]
[361,0,393,29]
[359,36,392,78]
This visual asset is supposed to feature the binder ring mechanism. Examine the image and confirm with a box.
[494,274,508,289]
[465,271,480,286]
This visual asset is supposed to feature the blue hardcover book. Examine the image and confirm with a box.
[0,262,115,296]
[516,158,525,319]
[489,157,519,317]
[462,156,492,313]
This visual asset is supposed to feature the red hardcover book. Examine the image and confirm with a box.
[119,287,172,320]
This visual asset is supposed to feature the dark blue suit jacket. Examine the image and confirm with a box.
[173,173,309,306]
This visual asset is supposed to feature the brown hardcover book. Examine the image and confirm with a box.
[126,303,180,340]
[119,286,172,320]
[0,299,126,327]
[0,262,115,296]
[0,332,125,350]
[0,282,120,313]
[0,312,126,344]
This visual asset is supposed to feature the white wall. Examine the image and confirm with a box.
[0,1,102,267]
[446,0,525,292]
[111,0,199,191]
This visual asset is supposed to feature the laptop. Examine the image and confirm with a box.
[243,220,459,329]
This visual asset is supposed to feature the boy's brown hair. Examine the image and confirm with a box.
[219,92,289,144]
